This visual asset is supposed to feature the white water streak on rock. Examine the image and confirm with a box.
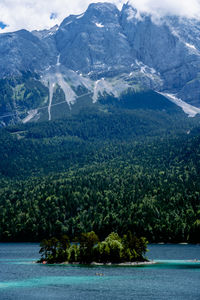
[48,80,55,121]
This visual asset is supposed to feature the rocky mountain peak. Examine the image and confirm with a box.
[1,2,200,126]
[85,2,119,22]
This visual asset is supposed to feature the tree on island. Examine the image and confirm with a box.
[38,231,148,264]
[79,231,99,263]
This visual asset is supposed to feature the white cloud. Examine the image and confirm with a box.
[0,0,200,33]
[0,0,124,33]
[130,0,200,20]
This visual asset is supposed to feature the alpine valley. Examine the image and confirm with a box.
[1,2,200,243]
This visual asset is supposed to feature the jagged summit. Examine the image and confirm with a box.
[87,2,118,12]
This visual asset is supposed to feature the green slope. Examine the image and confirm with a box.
[0,109,200,243]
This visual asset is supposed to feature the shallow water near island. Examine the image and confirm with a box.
[0,243,200,299]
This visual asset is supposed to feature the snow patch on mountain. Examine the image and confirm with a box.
[159,92,200,117]
[65,21,72,26]
[95,22,104,28]
[76,13,84,19]
[185,43,196,50]
[135,60,157,75]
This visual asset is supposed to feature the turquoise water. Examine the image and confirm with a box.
[0,243,200,299]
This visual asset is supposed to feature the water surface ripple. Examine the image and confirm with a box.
[0,243,200,299]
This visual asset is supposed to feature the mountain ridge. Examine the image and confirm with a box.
[1,2,200,125]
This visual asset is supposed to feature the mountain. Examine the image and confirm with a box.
[2,3,200,243]
[1,2,200,126]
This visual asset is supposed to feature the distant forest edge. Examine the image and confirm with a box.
[0,109,200,243]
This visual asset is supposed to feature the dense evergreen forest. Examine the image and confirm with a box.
[0,107,200,243]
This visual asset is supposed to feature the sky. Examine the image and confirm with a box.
[0,0,200,33]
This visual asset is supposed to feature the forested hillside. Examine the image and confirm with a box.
[0,108,194,178]
[0,108,200,243]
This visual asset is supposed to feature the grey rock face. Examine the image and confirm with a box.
[54,2,200,105]
[120,4,200,92]
[121,5,183,72]
[0,29,53,77]
[1,1,200,125]
[55,2,134,76]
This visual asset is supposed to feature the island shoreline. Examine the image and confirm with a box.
[38,260,156,266]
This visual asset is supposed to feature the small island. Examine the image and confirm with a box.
[38,231,149,265]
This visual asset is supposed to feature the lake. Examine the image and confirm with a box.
[0,243,200,299]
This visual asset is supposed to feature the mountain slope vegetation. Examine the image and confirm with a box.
[0,109,200,243]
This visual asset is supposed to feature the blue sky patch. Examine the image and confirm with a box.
[0,21,7,29]
[50,13,57,20]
